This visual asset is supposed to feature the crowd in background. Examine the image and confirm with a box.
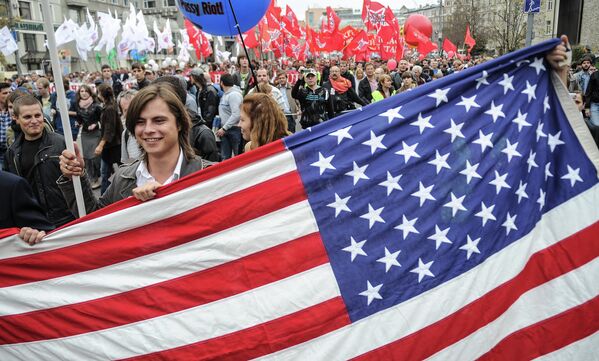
[0,39,596,241]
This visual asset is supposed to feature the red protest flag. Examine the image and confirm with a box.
[379,6,398,41]
[442,38,457,57]
[464,24,476,53]
[184,19,203,59]
[346,30,369,57]
[396,36,405,60]
[322,7,341,35]
[362,0,387,32]
[282,5,301,37]
[239,29,259,49]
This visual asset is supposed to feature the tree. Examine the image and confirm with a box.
[442,0,488,54]
[487,0,527,55]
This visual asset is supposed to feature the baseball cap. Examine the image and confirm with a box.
[305,69,317,77]
[190,68,204,78]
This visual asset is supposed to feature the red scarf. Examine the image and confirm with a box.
[330,77,351,94]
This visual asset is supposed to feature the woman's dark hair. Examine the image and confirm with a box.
[75,84,96,104]
[125,84,195,160]
[96,83,115,105]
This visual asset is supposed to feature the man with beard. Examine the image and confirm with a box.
[323,66,366,118]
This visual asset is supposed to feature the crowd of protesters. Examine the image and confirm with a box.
[0,36,593,243]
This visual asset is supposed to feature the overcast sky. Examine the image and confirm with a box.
[279,0,439,20]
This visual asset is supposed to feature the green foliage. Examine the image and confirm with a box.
[572,45,586,64]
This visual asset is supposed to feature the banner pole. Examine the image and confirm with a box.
[41,0,87,218]
[227,0,259,93]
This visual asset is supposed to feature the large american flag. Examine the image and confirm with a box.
[1,38,598,360]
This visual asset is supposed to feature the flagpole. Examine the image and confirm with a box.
[226,0,259,93]
[41,0,87,218]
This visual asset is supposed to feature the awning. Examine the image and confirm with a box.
[20,51,47,64]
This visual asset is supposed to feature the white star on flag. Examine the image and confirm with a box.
[311,153,335,175]
[427,225,452,250]
[410,113,434,134]
[485,101,505,122]
[515,181,529,203]
[410,258,435,283]
[411,182,436,206]
[544,94,551,113]
[547,131,565,152]
[376,248,401,272]
[501,140,522,162]
[498,73,515,94]
[545,162,554,181]
[345,161,370,185]
[443,193,467,216]
[502,212,518,235]
[444,119,465,142]
[428,88,450,107]
[473,130,494,152]
[342,236,367,261]
[329,126,353,144]
[428,150,451,174]
[529,57,546,74]
[378,171,402,195]
[489,170,512,194]
[460,160,483,184]
[536,122,547,141]
[561,165,583,187]
[327,193,351,217]
[527,150,539,172]
[359,281,383,305]
[537,188,546,210]
[395,141,421,163]
[379,106,404,124]
[362,131,387,154]
[459,235,481,260]
[521,81,537,103]
[475,70,490,89]
[457,95,481,112]
[512,110,532,132]
[360,204,385,229]
[475,201,496,226]
[395,215,419,239]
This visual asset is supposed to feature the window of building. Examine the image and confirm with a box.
[546,20,552,34]
[163,0,175,7]
[123,0,129,6]
[547,0,553,11]
[18,1,32,20]
[143,0,156,8]
[68,7,80,23]
[112,0,118,4]
[24,33,37,52]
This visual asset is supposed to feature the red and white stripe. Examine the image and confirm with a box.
[1,138,598,360]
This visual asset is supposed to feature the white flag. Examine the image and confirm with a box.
[0,27,18,56]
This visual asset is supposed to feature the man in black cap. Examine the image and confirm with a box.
[292,69,335,129]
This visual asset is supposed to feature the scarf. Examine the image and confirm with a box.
[330,77,351,94]
[79,96,94,109]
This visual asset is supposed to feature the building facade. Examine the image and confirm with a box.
[532,0,599,49]
[0,0,200,74]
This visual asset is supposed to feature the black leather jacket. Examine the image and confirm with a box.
[4,131,75,227]
[58,156,212,217]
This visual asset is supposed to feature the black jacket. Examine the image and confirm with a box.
[322,81,367,117]
[58,156,212,217]
[585,71,599,108]
[191,120,220,162]
[358,77,375,104]
[4,131,75,227]
[292,79,335,128]
[196,85,220,127]
[0,171,55,230]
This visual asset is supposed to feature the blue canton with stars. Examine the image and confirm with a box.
[284,39,599,322]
